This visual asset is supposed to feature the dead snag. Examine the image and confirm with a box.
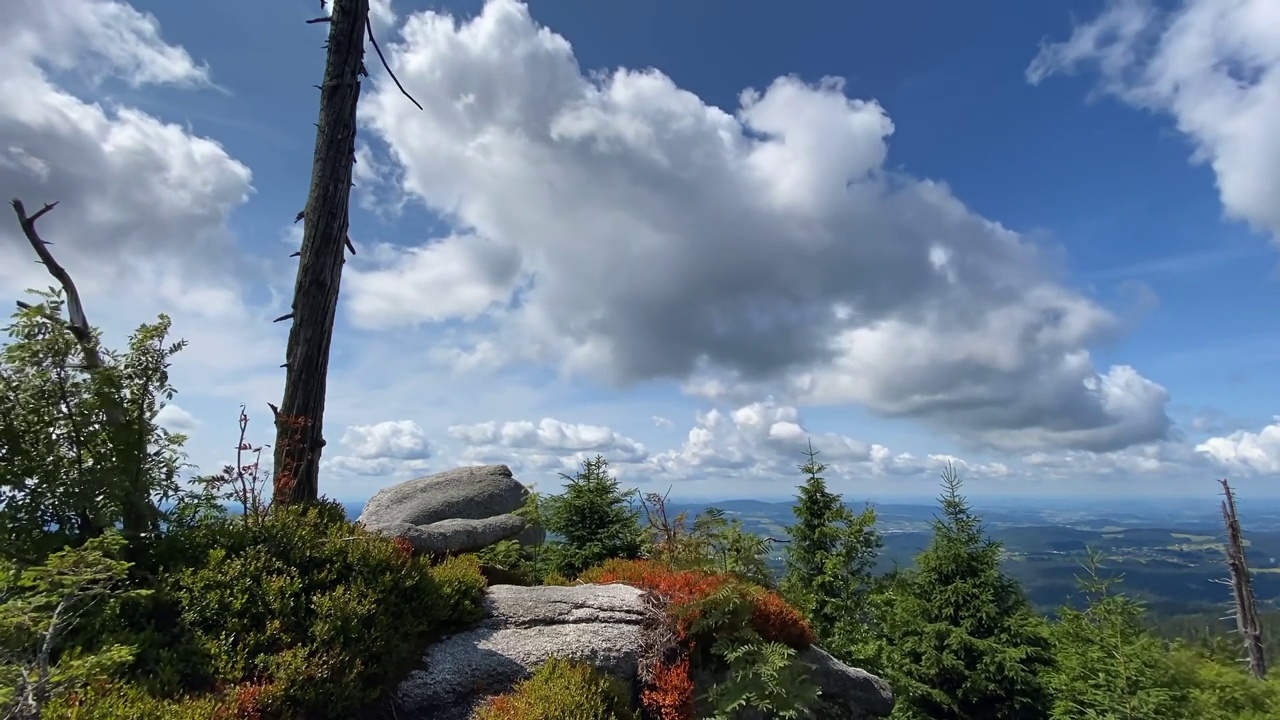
[271,0,369,506]
[273,0,420,506]
[1219,478,1267,679]
[10,200,102,371]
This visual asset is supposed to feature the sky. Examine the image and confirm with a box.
[2,0,1279,505]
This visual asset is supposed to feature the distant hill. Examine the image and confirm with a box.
[339,496,1280,619]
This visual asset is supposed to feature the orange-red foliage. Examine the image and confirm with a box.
[583,558,815,720]
[582,558,814,649]
[749,589,816,649]
[225,682,269,720]
[391,536,415,560]
[475,694,519,718]
[640,655,695,720]
[583,559,726,617]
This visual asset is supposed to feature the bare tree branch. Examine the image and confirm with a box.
[9,199,102,371]
[366,16,422,111]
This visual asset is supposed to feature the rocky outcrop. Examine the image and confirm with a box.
[396,583,894,720]
[802,647,895,719]
[398,583,649,719]
[357,465,544,555]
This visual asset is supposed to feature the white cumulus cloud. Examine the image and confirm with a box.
[355,0,1170,454]
[154,403,200,432]
[1029,0,1280,242]
[0,0,286,479]
[340,420,433,460]
[448,417,648,465]
[1196,420,1280,474]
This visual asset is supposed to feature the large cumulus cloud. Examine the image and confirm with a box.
[0,0,276,392]
[350,0,1170,453]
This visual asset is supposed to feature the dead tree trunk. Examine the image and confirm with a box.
[272,0,369,506]
[1219,478,1267,679]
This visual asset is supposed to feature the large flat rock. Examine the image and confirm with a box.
[397,583,649,719]
[357,465,541,555]
[376,515,528,556]
[357,464,529,527]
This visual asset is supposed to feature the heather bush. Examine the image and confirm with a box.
[165,500,487,718]
[471,656,638,720]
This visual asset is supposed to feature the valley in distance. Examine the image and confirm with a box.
[344,492,1280,623]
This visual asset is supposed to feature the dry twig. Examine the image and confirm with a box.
[365,18,422,110]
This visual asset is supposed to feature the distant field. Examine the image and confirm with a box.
[1170,533,1216,542]
[703,504,1280,618]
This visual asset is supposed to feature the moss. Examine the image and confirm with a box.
[471,656,638,720]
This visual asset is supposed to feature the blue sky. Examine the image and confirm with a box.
[2,0,1278,504]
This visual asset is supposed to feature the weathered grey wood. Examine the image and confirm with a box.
[1220,478,1267,679]
[272,0,368,505]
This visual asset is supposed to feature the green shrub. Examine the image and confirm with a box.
[1047,550,1187,720]
[0,295,191,568]
[1169,647,1280,720]
[431,553,491,625]
[165,500,486,719]
[471,656,637,720]
[474,487,556,585]
[639,492,776,590]
[81,583,214,699]
[583,558,818,720]
[42,681,244,720]
[541,570,572,586]
[0,532,149,719]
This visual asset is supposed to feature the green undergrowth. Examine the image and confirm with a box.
[2,501,488,720]
[471,656,639,720]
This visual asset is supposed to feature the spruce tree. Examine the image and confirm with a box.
[879,464,1054,720]
[542,455,645,577]
[782,441,882,645]
[1048,549,1187,720]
